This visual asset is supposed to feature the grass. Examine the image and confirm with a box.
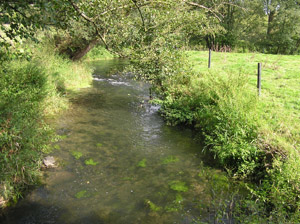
[150,50,300,221]
[0,37,93,207]
[187,51,300,154]
[187,51,300,221]
[83,46,115,61]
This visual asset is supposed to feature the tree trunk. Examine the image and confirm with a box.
[71,38,100,61]
[267,10,275,36]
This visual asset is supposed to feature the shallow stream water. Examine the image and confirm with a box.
[1,60,242,224]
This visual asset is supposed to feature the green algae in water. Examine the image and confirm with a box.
[165,194,184,213]
[162,156,179,164]
[137,158,147,168]
[75,190,89,199]
[145,200,162,212]
[59,135,68,140]
[96,143,103,147]
[53,145,61,150]
[169,181,188,192]
[71,151,83,160]
[175,194,183,204]
[85,159,98,166]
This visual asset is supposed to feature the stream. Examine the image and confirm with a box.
[1,60,244,224]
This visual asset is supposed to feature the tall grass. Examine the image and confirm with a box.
[0,39,92,206]
[150,50,300,221]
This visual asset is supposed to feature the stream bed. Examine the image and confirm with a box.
[1,60,244,224]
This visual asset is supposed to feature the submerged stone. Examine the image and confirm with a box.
[43,156,57,168]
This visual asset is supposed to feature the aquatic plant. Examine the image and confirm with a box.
[54,145,61,150]
[145,199,162,212]
[169,181,188,192]
[137,159,147,168]
[75,190,88,199]
[84,159,98,166]
[71,151,83,160]
[162,156,179,164]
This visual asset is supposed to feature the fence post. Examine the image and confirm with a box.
[208,49,211,68]
[257,63,261,96]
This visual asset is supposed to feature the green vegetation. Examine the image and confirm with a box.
[137,159,147,168]
[1,0,300,221]
[145,199,162,212]
[84,159,98,166]
[169,181,189,192]
[0,37,92,206]
[84,46,114,61]
[146,51,300,222]
[96,143,103,147]
[75,190,89,199]
[71,151,83,160]
[161,156,179,165]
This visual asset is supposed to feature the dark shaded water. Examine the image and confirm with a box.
[1,60,243,224]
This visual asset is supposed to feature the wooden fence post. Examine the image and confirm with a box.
[257,63,262,96]
[208,49,211,68]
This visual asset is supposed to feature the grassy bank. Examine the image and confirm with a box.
[0,40,92,206]
[150,51,300,221]
[84,46,115,61]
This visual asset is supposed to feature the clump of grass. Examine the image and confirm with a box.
[0,35,93,206]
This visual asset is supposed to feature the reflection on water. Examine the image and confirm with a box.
[1,59,244,224]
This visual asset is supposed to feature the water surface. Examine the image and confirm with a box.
[1,59,241,224]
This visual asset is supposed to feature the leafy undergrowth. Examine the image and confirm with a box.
[0,39,92,206]
[149,50,300,222]
[83,46,115,61]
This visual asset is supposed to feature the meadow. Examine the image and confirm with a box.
[188,51,300,152]
[152,50,300,221]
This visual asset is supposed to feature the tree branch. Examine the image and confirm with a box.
[131,0,146,30]
[67,0,110,52]
[184,1,223,21]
